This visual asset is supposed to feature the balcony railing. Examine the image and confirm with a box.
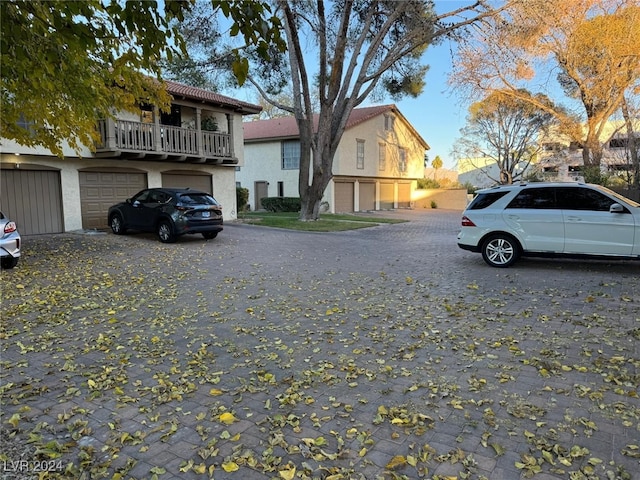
[96,119,236,164]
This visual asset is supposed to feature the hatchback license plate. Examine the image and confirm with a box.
[201,211,210,218]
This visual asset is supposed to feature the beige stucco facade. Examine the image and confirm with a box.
[1,82,260,235]
[238,105,429,212]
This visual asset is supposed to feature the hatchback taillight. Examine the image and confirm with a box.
[461,216,476,227]
[4,221,17,234]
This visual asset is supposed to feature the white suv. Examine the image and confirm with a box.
[457,182,640,267]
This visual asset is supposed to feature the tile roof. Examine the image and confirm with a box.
[243,104,397,140]
[243,104,429,149]
[164,80,262,115]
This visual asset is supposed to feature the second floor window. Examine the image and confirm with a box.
[399,148,407,172]
[282,140,300,169]
[379,143,386,170]
[357,139,365,169]
[384,114,395,131]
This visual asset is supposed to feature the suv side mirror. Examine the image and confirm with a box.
[610,203,624,213]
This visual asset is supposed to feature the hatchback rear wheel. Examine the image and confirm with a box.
[481,234,520,267]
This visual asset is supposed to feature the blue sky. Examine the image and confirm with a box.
[391,37,467,170]
[362,1,479,171]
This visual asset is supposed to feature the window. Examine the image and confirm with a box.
[609,138,627,148]
[556,187,619,212]
[399,148,407,172]
[16,114,35,136]
[506,188,557,209]
[282,140,300,169]
[467,191,510,210]
[384,114,395,131]
[277,181,284,197]
[378,143,386,170]
[357,140,365,169]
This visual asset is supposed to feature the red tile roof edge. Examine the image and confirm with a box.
[164,80,262,115]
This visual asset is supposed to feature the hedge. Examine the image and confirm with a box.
[261,197,301,212]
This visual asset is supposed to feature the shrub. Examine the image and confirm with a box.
[261,197,301,212]
[417,178,440,189]
[236,187,249,212]
[430,200,438,209]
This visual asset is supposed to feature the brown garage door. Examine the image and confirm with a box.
[334,182,354,213]
[161,171,212,194]
[0,167,63,235]
[397,183,411,208]
[80,170,147,230]
[380,182,394,209]
[359,182,375,211]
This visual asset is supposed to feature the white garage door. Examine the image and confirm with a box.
[80,170,147,230]
[0,167,63,235]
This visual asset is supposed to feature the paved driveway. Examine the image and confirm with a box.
[1,210,639,480]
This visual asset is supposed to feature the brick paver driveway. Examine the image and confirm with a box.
[1,209,638,480]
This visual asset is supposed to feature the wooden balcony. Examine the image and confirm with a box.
[95,118,237,164]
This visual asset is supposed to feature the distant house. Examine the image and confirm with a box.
[0,81,261,235]
[537,119,639,182]
[457,119,640,189]
[238,105,430,213]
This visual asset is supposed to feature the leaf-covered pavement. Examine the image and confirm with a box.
[1,218,639,480]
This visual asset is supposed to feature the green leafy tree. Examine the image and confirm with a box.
[431,155,443,179]
[1,0,283,157]
[172,0,511,220]
[1,0,191,156]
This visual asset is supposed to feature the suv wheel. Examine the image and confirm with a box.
[1,256,18,269]
[157,220,176,243]
[481,234,520,268]
[110,213,126,235]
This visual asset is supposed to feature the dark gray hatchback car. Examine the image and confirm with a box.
[108,188,223,243]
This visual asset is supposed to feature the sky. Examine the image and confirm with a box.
[362,1,481,171]
[388,38,467,170]
[227,1,490,171]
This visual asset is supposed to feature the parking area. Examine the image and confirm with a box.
[1,209,639,479]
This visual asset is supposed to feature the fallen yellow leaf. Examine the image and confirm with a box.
[386,455,407,470]
[219,412,237,425]
[279,465,296,480]
[222,461,239,472]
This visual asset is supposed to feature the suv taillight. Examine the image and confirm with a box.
[4,221,17,234]
[461,216,476,227]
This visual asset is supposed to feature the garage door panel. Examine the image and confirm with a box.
[0,169,63,235]
[359,183,375,211]
[398,184,410,208]
[335,182,354,213]
[80,171,147,230]
[380,183,394,209]
[161,173,212,194]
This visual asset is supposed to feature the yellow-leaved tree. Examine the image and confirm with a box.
[451,0,640,167]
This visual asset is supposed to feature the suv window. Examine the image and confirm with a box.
[556,187,619,211]
[506,187,557,209]
[467,191,510,210]
[178,193,219,206]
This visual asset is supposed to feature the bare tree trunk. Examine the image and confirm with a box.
[621,97,639,189]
